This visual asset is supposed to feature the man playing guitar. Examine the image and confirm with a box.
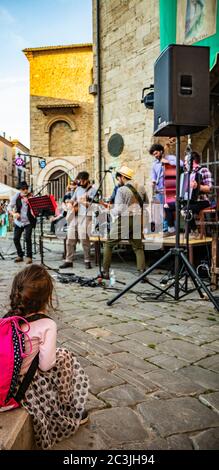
[59,171,97,269]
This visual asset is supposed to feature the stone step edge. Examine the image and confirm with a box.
[0,408,35,450]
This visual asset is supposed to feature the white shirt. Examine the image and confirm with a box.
[71,185,97,216]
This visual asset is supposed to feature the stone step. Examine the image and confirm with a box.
[0,408,35,450]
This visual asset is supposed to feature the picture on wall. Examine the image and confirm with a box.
[177,0,217,45]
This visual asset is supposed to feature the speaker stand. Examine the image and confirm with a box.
[107,127,219,312]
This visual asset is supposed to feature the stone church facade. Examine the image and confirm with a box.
[23,44,94,200]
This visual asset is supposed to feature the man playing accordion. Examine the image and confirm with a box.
[164,151,213,238]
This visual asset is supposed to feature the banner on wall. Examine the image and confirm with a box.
[159,0,219,69]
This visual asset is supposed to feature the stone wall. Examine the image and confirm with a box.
[24,45,94,190]
[92,0,160,196]
[92,0,216,197]
[0,137,13,187]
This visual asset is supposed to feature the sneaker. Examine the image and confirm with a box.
[190,230,200,239]
[84,262,92,269]
[59,262,73,269]
[138,270,148,283]
[140,277,148,284]
[80,410,88,425]
[14,256,24,263]
[25,257,32,264]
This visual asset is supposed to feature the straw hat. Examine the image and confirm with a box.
[116,165,133,180]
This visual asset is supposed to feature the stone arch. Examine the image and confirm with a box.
[36,158,76,188]
[44,115,76,133]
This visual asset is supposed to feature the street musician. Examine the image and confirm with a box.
[164,151,213,238]
[8,181,36,264]
[59,171,97,269]
[149,143,183,233]
[102,166,148,280]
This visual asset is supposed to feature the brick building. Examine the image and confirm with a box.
[23,44,94,201]
[0,134,30,189]
[0,134,13,187]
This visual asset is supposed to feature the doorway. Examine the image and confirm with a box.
[48,170,68,202]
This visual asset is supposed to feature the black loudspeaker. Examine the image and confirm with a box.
[154,44,210,137]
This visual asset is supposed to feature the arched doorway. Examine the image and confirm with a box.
[48,170,69,202]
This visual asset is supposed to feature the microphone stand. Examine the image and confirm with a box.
[33,179,58,197]
[183,142,194,292]
[90,170,115,277]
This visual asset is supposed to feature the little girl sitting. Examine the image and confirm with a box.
[4,264,89,449]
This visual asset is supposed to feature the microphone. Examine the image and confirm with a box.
[104,166,115,173]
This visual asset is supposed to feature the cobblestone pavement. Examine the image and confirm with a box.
[0,236,219,450]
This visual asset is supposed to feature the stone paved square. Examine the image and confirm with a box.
[1,238,219,449]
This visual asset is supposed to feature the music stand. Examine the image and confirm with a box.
[28,196,56,265]
[107,127,219,311]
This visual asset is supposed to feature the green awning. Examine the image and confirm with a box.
[160,0,219,69]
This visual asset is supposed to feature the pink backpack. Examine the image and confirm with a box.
[0,314,48,412]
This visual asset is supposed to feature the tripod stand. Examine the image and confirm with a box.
[107,127,219,311]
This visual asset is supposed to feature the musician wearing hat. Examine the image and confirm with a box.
[102,165,148,279]
[8,181,36,264]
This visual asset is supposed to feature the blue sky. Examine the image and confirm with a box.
[0,0,92,147]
